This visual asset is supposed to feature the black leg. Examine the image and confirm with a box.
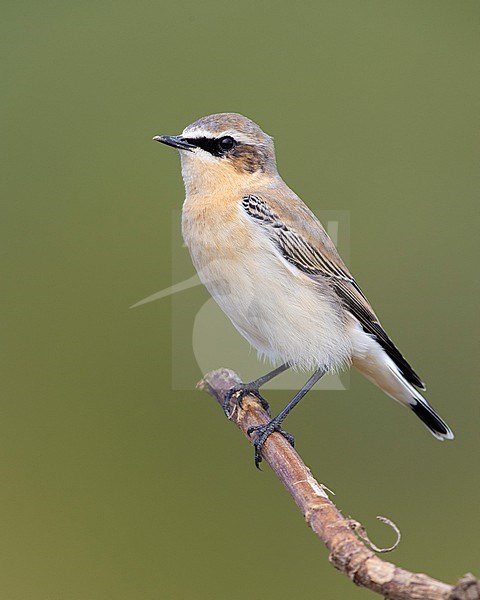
[248,363,291,389]
[247,367,326,468]
[223,363,291,417]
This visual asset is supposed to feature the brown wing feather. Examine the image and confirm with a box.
[242,194,425,389]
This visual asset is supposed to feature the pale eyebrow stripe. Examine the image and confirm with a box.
[181,128,254,145]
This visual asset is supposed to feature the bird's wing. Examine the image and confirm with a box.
[241,193,425,389]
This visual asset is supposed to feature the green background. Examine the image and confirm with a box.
[2,2,479,598]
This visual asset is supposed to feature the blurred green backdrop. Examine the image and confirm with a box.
[2,2,479,598]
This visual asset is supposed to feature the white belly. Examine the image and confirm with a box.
[182,202,353,372]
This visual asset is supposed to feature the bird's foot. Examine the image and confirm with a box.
[223,383,271,418]
[247,420,295,469]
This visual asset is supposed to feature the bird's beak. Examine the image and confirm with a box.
[152,135,196,152]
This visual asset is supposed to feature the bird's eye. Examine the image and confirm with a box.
[217,136,236,151]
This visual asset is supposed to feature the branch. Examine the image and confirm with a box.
[198,368,479,600]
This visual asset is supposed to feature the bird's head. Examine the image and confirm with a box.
[153,113,278,195]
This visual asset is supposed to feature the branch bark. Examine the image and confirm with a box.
[198,368,479,600]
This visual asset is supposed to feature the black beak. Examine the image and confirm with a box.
[152,135,196,152]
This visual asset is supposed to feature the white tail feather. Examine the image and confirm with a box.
[352,331,454,440]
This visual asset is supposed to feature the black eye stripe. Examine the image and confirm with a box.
[184,136,237,157]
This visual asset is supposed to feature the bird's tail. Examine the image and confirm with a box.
[352,341,454,440]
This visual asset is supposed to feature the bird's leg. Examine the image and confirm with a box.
[247,367,326,469]
[223,363,291,418]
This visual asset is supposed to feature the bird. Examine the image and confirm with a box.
[153,112,454,467]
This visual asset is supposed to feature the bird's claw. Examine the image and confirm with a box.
[223,384,271,418]
[247,421,295,469]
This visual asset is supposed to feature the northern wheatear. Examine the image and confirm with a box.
[153,113,453,467]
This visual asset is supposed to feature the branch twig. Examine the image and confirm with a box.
[198,368,479,600]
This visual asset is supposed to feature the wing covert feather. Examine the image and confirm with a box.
[241,193,424,389]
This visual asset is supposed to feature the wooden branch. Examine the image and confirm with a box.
[198,368,479,600]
